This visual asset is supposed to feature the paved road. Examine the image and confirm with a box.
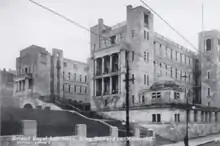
[161,133,220,146]
[198,141,220,146]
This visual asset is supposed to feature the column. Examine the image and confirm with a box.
[94,59,97,75]
[118,52,121,94]
[75,124,87,137]
[110,77,112,94]
[197,111,201,123]
[22,120,37,137]
[110,55,112,72]
[102,57,104,74]
[190,110,194,123]
[25,79,29,97]
[211,112,215,122]
[102,78,104,96]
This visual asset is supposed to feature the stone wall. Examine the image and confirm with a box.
[0,120,155,146]
[140,123,220,142]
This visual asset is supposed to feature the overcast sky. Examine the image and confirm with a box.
[0,0,219,70]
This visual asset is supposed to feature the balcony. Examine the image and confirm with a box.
[14,73,33,82]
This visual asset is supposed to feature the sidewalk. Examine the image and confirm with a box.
[161,133,220,146]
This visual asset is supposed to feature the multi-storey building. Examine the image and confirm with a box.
[89,5,199,111]
[199,30,220,107]
[0,68,18,107]
[14,45,89,109]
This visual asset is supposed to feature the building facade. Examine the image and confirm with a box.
[89,5,201,111]
[13,45,89,108]
[0,68,18,107]
[198,30,220,108]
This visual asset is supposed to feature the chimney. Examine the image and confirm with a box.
[127,5,133,12]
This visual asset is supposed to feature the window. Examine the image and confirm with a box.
[152,114,161,122]
[85,76,87,82]
[80,75,82,82]
[132,95,135,104]
[147,32,149,40]
[142,95,145,103]
[170,49,173,60]
[147,52,149,62]
[25,67,28,74]
[175,69,178,79]
[80,86,82,93]
[165,48,168,57]
[144,14,149,27]
[110,35,116,44]
[185,72,187,81]
[165,65,168,76]
[144,31,146,39]
[132,74,134,84]
[208,88,211,96]
[180,54,182,63]
[68,85,71,92]
[174,114,180,122]
[144,52,146,61]
[205,39,212,52]
[159,63,162,75]
[144,74,146,85]
[64,62,67,67]
[207,71,210,79]
[194,110,197,122]
[174,92,180,100]
[68,72,71,80]
[73,64,77,69]
[176,52,178,61]
[132,51,134,61]
[74,73,76,80]
[170,67,172,78]
[147,75,149,85]
[180,71,182,80]
[74,86,76,92]
[85,87,87,94]
[185,56,187,64]
[152,92,161,98]
[132,30,134,37]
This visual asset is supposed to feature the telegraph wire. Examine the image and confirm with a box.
[28,0,197,88]
[140,0,219,69]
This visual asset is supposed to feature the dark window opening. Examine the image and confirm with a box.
[110,35,116,45]
[206,39,212,52]
[144,14,149,27]
[112,76,118,94]
[132,95,134,105]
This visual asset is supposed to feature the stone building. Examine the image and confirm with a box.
[198,30,220,108]
[13,45,89,108]
[89,5,200,111]
[0,68,18,107]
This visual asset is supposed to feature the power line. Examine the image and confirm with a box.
[28,0,108,41]
[140,0,219,69]
[28,0,197,87]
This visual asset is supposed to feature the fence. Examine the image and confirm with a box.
[1,120,156,146]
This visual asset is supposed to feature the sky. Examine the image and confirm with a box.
[0,0,219,70]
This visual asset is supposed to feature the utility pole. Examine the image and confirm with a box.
[125,57,134,146]
[182,75,188,146]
